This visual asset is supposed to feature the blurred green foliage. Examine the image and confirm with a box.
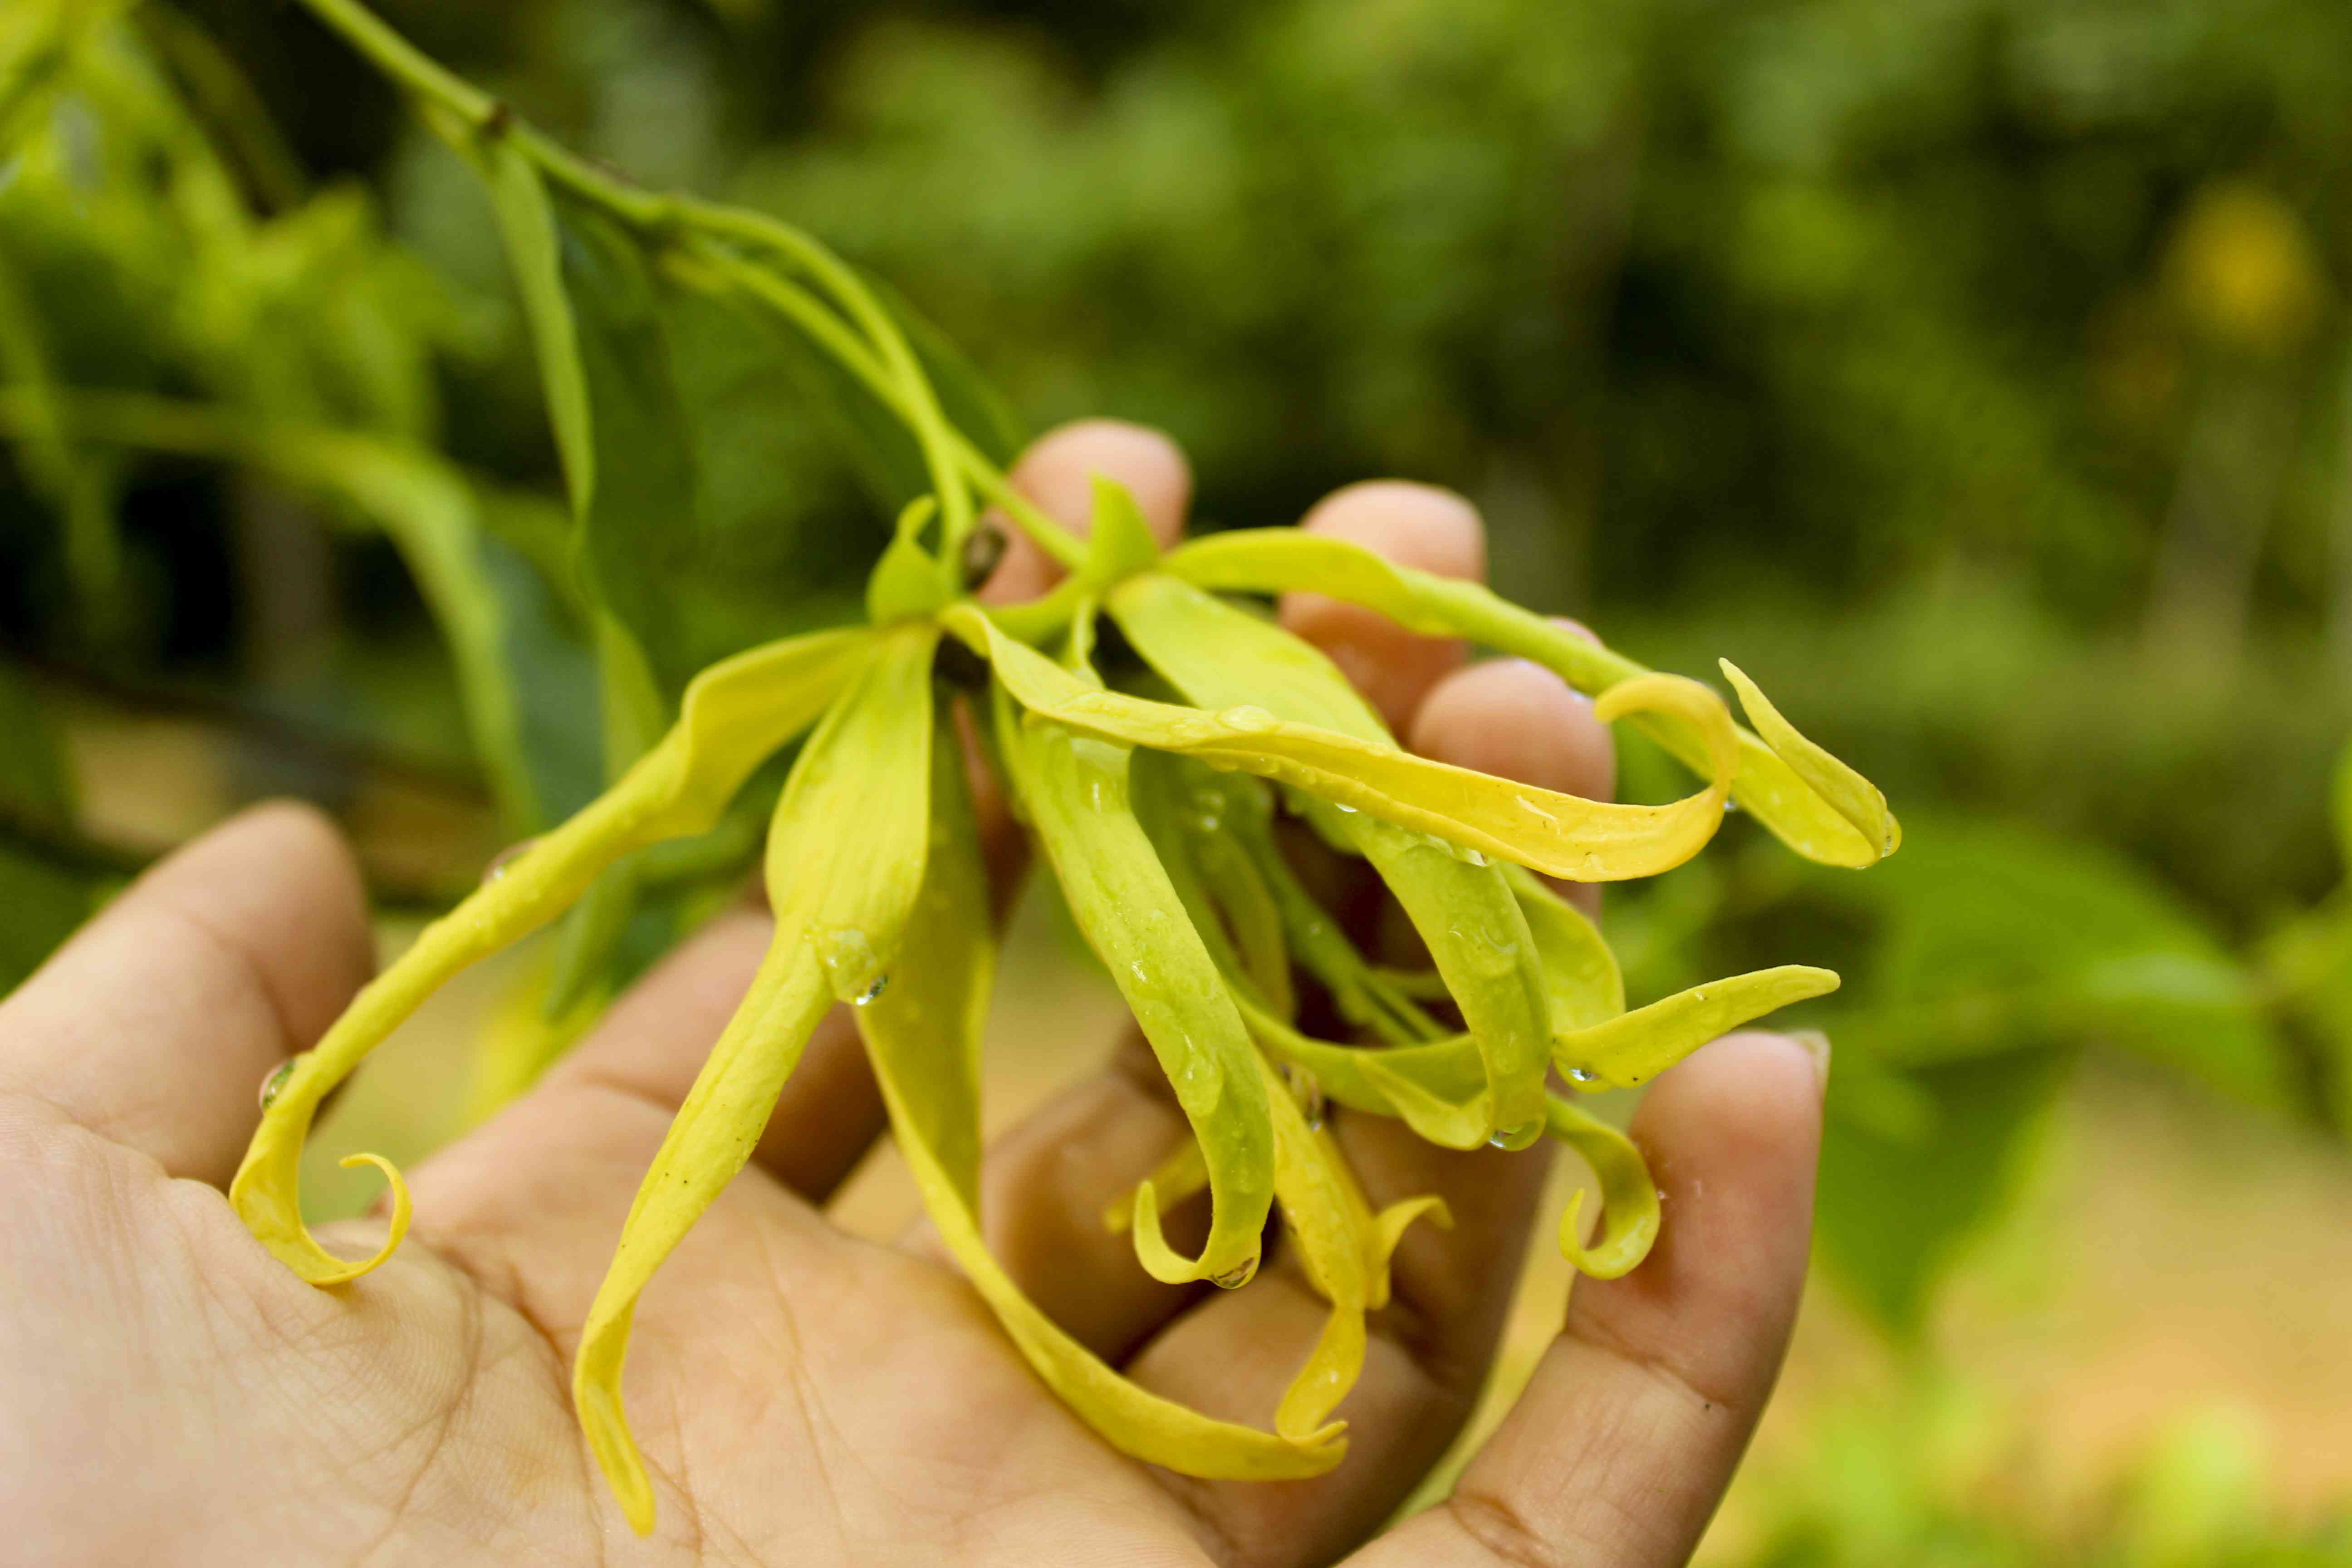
[4,0,2352,1551]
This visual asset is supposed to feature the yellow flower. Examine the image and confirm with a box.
[230,475,1893,1534]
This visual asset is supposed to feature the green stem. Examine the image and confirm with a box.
[287,0,1057,570]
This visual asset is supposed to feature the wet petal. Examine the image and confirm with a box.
[574,626,941,1534]
[951,598,1736,883]
[1500,862,1624,1031]
[1553,965,1842,1089]
[1719,659,1901,860]
[864,710,1345,1476]
[1162,530,1899,867]
[1542,1095,1659,1280]
[991,683,1274,1289]
[232,625,873,1284]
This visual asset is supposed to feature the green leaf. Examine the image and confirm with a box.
[990,679,1274,1289]
[1823,815,2289,1112]
[1817,1043,2070,1337]
[2332,732,2352,877]
[573,624,940,1534]
[457,132,595,518]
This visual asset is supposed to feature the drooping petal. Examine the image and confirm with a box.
[1500,862,1624,1031]
[991,682,1275,1289]
[1553,965,1842,1088]
[951,599,1737,883]
[1104,576,1560,1139]
[1237,993,1490,1149]
[1260,1054,1444,1442]
[1543,1095,1659,1280]
[573,625,941,1535]
[232,624,874,1285]
[858,722,1346,1478]
[1129,752,1294,1020]
[1161,530,1900,867]
[1719,659,1900,860]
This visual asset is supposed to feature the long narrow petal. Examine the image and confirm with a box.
[573,625,940,1534]
[232,625,872,1284]
[1543,1095,1660,1280]
[861,709,1346,1476]
[1553,965,1842,1089]
[1104,577,1561,1137]
[1719,659,1900,859]
[951,600,1736,883]
[1162,530,1899,867]
[1501,862,1624,1031]
[991,683,1274,1288]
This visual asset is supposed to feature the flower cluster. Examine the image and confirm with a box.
[230,477,1896,1534]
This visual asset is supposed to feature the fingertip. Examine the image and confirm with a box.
[980,419,1191,603]
[1408,658,1615,804]
[1278,481,1485,732]
[1593,1030,1823,1369]
[170,799,374,1036]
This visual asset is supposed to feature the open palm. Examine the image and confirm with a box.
[0,423,1824,1568]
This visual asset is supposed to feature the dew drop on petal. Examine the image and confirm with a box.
[481,838,539,885]
[1565,1066,1599,1085]
[1217,705,1277,733]
[854,974,889,1006]
[1489,1117,1544,1151]
[257,1053,307,1112]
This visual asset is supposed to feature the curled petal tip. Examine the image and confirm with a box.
[318,1153,412,1284]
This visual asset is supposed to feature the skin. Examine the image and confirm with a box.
[0,421,1825,1568]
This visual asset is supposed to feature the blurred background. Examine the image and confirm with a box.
[4,0,2351,1561]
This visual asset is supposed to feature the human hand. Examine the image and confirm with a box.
[0,421,1824,1567]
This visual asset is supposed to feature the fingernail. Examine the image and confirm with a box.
[1781,1028,1832,1099]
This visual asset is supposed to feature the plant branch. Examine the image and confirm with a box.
[285,0,1080,568]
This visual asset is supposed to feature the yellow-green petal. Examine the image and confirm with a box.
[1719,659,1900,859]
[1543,1095,1659,1280]
[991,682,1274,1288]
[1161,530,1898,867]
[1500,862,1624,1031]
[861,709,1344,1478]
[1555,965,1842,1089]
[951,601,1735,883]
[573,624,940,1535]
[231,624,872,1284]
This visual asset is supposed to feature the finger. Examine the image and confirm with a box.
[979,417,1193,605]
[0,802,372,1186]
[1350,1030,1827,1568]
[1127,662,1616,1567]
[1409,652,1615,918]
[1279,480,1485,734]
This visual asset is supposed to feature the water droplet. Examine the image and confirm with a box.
[1655,1188,1669,1203]
[1722,797,1742,815]
[1692,990,1708,1002]
[1489,1117,1544,1151]
[1564,1065,1599,1085]
[1333,803,1359,814]
[481,838,539,884]
[853,974,889,1006]
[1457,846,1489,867]
[1211,1254,1260,1289]
[257,1054,306,1112]
[1279,1063,1325,1132]
[1217,705,1277,733]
